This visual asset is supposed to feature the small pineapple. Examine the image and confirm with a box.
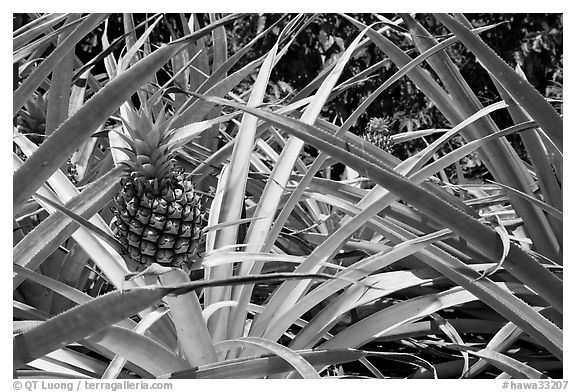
[17,92,47,138]
[110,107,204,270]
[16,93,80,183]
[362,117,394,152]
[359,117,394,189]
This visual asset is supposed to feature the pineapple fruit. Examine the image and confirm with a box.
[110,107,203,270]
[16,93,79,183]
[362,117,394,152]
[17,92,47,137]
[357,117,394,189]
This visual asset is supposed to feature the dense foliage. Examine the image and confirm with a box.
[13,13,562,380]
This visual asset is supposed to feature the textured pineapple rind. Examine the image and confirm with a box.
[111,171,203,267]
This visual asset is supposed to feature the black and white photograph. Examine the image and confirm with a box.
[12,11,564,384]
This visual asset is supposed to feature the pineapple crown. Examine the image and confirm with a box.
[367,117,391,133]
[114,105,180,181]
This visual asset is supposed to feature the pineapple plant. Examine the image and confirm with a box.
[110,107,204,270]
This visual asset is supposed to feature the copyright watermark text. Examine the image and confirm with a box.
[14,380,173,392]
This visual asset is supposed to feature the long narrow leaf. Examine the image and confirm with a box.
[86,326,189,377]
[45,14,82,135]
[158,270,218,367]
[433,14,562,151]
[14,14,109,117]
[14,273,332,369]
[215,337,320,379]
[232,26,373,343]
[167,348,364,379]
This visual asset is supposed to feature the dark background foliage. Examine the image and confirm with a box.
[229,14,562,180]
[14,13,563,179]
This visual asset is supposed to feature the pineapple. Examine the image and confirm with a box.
[16,93,79,183]
[358,117,394,189]
[362,117,394,152]
[17,92,47,137]
[110,107,203,270]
